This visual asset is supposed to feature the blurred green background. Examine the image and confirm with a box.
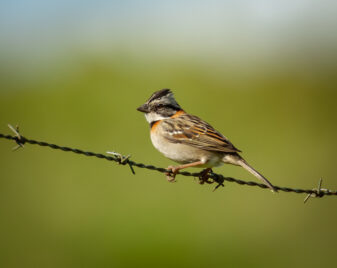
[0,1,336,267]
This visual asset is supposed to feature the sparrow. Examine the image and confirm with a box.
[137,89,277,192]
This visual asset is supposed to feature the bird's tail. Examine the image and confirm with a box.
[223,154,277,192]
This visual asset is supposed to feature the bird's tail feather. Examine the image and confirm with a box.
[223,154,277,192]
[238,159,277,192]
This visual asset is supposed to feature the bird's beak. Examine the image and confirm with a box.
[137,103,150,113]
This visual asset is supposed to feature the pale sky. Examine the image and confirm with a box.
[0,0,336,61]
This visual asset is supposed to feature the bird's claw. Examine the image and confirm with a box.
[165,166,179,182]
[198,168,213,184]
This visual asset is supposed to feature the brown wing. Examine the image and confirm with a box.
[161,114,241,153]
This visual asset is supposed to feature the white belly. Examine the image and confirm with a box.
[150,131,223,167]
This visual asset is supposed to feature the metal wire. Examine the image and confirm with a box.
[1,129,336,201]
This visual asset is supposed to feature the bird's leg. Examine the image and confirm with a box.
[165,161,204,182]
[198,168,213,184]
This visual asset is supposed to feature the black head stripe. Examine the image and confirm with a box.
[155,103,180,111]
[148,88,172,102]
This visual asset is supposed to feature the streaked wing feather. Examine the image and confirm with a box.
[162,114,241,153]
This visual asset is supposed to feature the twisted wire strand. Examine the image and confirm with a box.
[0,132,336,198]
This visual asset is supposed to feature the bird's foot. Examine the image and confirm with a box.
[165,166,179,182]
[198,168,213,184]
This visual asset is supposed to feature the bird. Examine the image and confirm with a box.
[137,89,277,192]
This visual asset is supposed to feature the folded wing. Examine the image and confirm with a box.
[161,114,241,153]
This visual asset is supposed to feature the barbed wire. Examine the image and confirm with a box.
[0,124,336,202]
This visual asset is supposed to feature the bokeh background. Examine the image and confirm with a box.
[0,1,336,267]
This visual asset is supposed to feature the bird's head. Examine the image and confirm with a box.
[137,89,182,124]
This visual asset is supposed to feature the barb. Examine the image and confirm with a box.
[107,151,135,174]
[0,126,336,200]
[303,178,326,203]
[8,124,25,151]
